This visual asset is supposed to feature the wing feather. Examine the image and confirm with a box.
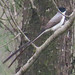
[43,13,62,30]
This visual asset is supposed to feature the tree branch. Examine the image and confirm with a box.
[15,10,75,75]
[0,33,20,48]
[17,26,38,49]
[30,0,36,9]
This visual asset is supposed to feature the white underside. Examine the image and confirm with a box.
[51,16,65,31]
[51,11,66,31]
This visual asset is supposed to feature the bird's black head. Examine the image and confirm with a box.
[59,7,66,12]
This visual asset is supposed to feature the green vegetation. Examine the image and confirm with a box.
[0,28,15,75]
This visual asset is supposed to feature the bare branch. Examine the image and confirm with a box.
[13,0,17,18]
[15,9,75,75]
[1,0,20,32]
[0,1,17,33]
[70,0,75,10]
[2,23,14,35]
[17,26,38,49]
[0,33,20,48]
[30,0,36,9]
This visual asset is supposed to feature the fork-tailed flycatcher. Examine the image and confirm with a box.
[3,7,66,67]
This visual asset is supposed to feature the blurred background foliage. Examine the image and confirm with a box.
[0,0,75,75]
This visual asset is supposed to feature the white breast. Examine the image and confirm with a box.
[51,11,66,31]
[51,16,65,31]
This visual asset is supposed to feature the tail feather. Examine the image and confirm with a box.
[8,48,24,68]
[3,30,45,64]
[3,41,30,63]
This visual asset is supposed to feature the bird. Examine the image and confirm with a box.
[3,7,66,67]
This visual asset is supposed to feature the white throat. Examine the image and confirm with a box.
[62,11,66,15]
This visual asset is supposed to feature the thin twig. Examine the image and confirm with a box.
[30,0,36,9]
[17,26,37,48]
[2,23,14,35]
[0,33,20,48]
[1,0,19,31]
[0,1,16,33]
[70,0,74,10]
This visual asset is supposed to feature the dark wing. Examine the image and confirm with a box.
[43,13,62,30]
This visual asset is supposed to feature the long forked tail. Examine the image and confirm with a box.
[8,47,26,68]
[3,30,46,64]
[3,41,30,64]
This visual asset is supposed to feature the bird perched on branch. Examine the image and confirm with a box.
[3,7,66,67]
